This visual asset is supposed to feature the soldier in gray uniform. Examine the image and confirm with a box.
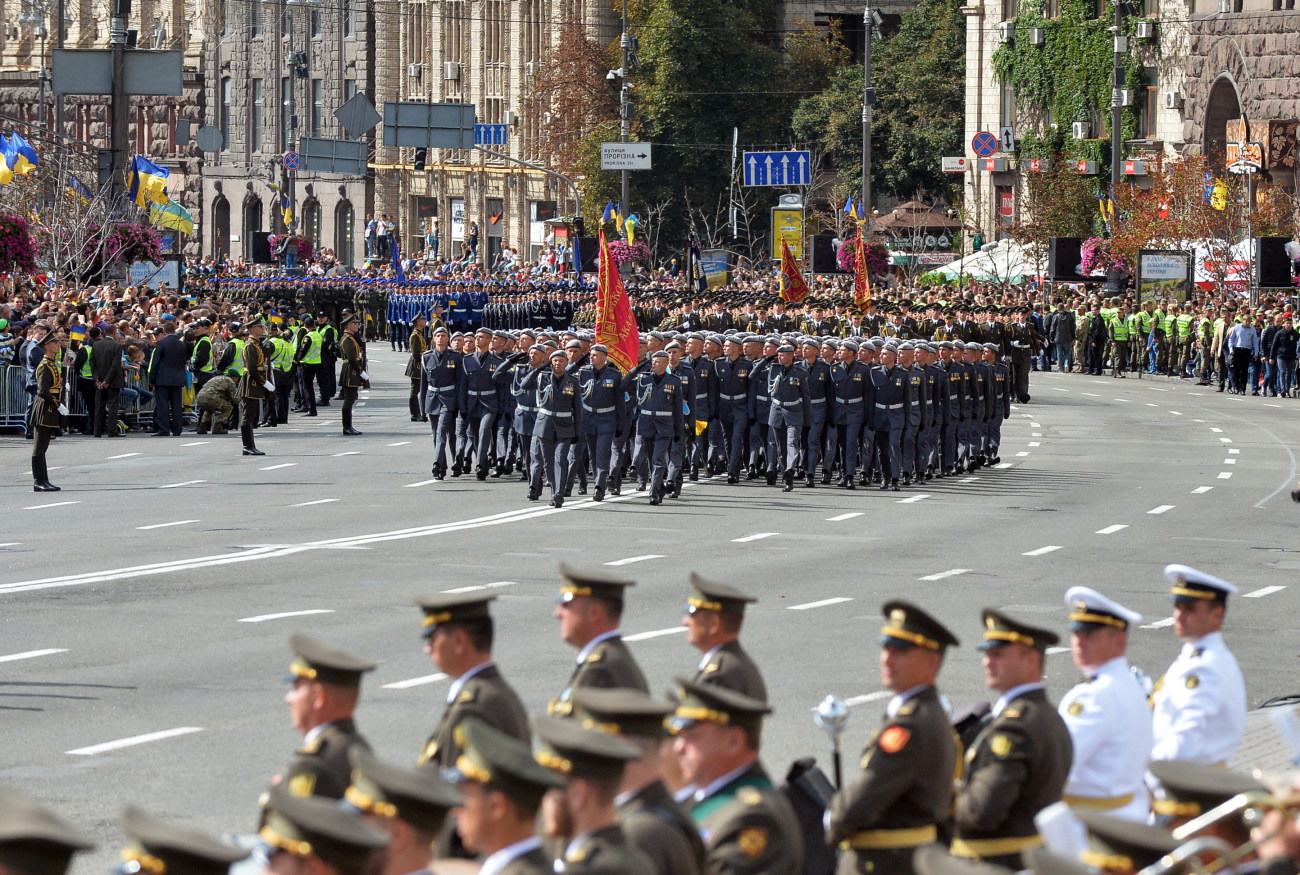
[900,342,928,485]
[799,338,834,486]
[747,338,778,481]
[686,333,717,480]
[683,573,767,701]
[922,343,949,479]
[665,341,696,499]
[938,342,963,476]
[623,351,684,506]
[832,341,872,489]
[548,564,649,716]
[578,344,625,502]
[871,345,909,491]
[766,343,812,492]
[496,342,547,485]
[713,337,753,484]
[984,343,1010,465]
[422,326,462,479]
[458,328,503,479]
[521,349,583,507]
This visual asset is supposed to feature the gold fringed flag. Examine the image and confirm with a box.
[853,233,872,311]
[778,239,811,304]
[596,230,640,374]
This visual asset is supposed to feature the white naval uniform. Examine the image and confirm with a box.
[1058,655,1152,821]
[1151,630,1246,765]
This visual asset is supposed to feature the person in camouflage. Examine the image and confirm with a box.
[195,371,241,435]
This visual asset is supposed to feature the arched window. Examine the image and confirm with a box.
[335,200,355,267]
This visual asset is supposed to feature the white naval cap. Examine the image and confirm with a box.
[1163,564,1239,603]
[1064,585,1143,631]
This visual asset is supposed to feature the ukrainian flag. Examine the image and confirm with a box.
[9,134,39,175]
[0,136,17,186]
[68,175,93,204]
[128,155,171,208]
[69,324,87,342]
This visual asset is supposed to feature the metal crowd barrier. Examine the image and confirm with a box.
[0,366,27,430]
[0,364,167,434]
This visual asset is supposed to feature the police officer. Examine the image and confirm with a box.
[276,634,375,800]
[624,351,684,506]
[406,312,430,422]
[1151,564,1246,766]
[828,601,960,875]
[578,344,624,502]
[669,680,804,874]
[548,564,649,716]
[952,611,1072,868]
[0,790,93,875]
[423,326,462,480]
[1057,587,1151,822]
[533,716,656,874]
[767,343,812,492]
[682,573,767,700]
[413,594,529,769]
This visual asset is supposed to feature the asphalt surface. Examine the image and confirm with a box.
[2,355,1299,872]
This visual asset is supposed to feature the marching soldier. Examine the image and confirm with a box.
[413,594,530,768]
[406,312,430,422]
[714,337,754,484]
[832,340,872,489]
[578,344,625,502]
[571,688,705,875]
[533,716,657,874]
[1151,564,1246,766]
[623,351,685,505]
[766,343,812,492]
[1057,587,1151,822]
[1074,811,1181,875]
[548,564,649,716]
[827,601,960,875]
[460,328,504,479]
[260,788,389,875]
[424,326,462,480]
[952,610,1072,868]
[338,314,366,436]
[0,789,94,875]
[682,572,767,701]
[521,349,583,507]
[670,679,804,874]
[871,345,908,491]
[118,808,248,875]
[276,634,375,801]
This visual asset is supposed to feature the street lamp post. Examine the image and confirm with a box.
[861,4,879,229]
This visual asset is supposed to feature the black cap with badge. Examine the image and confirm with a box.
[686,572,756,617]
[976,609,1059,652]
[879,600,959,653]
[412,594,495,639]
[556,563,635,607]
[288,634,376,688]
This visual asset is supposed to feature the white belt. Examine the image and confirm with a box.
[720,393,746,401]
[876,403,903,409]
[810,397,826,404]
[468,389,494,396]
[647,410,673,417]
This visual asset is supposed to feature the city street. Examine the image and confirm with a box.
[2,355,1299,872]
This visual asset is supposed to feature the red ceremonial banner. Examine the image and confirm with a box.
[596,230,640,374]
[778,239,811,304]
[853,234,872,311]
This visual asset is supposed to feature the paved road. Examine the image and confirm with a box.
[2,358,1298,870]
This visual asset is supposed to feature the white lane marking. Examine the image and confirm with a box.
[1225,458,1236,465]
[1192,486,1213,494]
[994,462,1013,469]
[159,480,206,489]
[1146,402,1159,407]
[1228,448,1240,454]
[1150,387,1168,392]
[1148,505,1175,515]
[1032,432,1042,437]
[789,597,854,610]
[1046,646,1070,655]
[1141,617,1175,629]
[1028,442,1041,447]
[1193,418,1206,421]
[1211,427,1223,433]
[1030,422,1041,428]
[1023,545,1062,556]
[291,499,339,507]
[1095,524,1129,534]
[959,477,978,483]
[732,532,778,543]
[920,569,969,581]
[382,673,448,690]
[1218,472,1233,479]
[624,627,689,642]
[180,441,210,447]
[827,512,864,522]
[357,402,367,407]
[107,452,142,459]
[67,727,203,756]
[24,501,80,510]
[332,451,361,457]
[1266,403,1282,408]
[442,582,519,594]
[238,609,335,623]
[1244,586,1286,598]
[1051,387,1068,392]
[0,542,19,548]
[403,479,439,488]
[388,441,411,447]
[259,463,297,471]
[1170,411,1183,416]
[0,648,67,663]
[1082,392,1100,397]
[899,494,931,503]
[1220,438,1232,443]
[1092,380,1108,384]
[604,555,665,566]
[1016,452,1031,457]
[1115,398,1131,402]
[844,691,892,707]
[136,520,199,530]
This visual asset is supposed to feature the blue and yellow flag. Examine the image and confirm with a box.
[68,175,93,204]
[602,202,615,224]
[9,134,39,175]
[0,137,17,186]
[128,155,170,208]
[69,324,87,342]
[843,196,856,218]
[624,214,639,245]
[270,310,284,324]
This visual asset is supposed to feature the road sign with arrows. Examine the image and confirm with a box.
[743,150,811,186]
[601,142,653,170]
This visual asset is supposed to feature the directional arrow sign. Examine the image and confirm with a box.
[601,142,652,170]
[743,151,811,186]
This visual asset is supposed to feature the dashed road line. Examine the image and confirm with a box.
[1211,427,1223,433]
[1022,545,1062,556]
[789,597,854,610]
[0,542,19,548]
[1115,398,1131,403]
[624,627,689,642]
[1244,586,1286,598]
[1016,451,1031,457]
[919,569,969,581]
[259,463,297,471]
[1148,505,1174,515]
[382,673,448,690]
[239,609,335,623]
[898,494,930,503]
[1170,411,1182,416]
[1030,422,1041,428]
[1217,472,1233,479]
[604,555,665,566]
[994,462,1013,469]
[107,452,142,459]
[1095,524,1129,535]
[67,727,203,756]
[388,441,411,447]
[403,479,438,488]
[1145,402,1159,407]
[1225,458,1236,465]
[1082,392,1100,397]
[159,480,206,489]
[443,582,518,594]
[24,501,80,511]
[137,520,199,530]
[1028,442,1041,447]
[1220,438,1232,443]
[1192,486,1213,494]
[1228,448,1240,454]
[291,499,340,507]
[180,441,210,447]
[826,512,864,522]
[0,648,67,663]
[959,477,978,483]
[332,451,361,457]
[732,532,778,543]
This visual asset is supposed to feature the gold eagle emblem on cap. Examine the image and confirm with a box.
[891,609,906,624]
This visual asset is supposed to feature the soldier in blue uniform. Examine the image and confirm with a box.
[422,326,462,479]
[969,341,992,469]
[521,349,583,506]
[684,333,716,481]
[623,351,684,505]
[766,344,812,492]
[984,343,1010,464]
[579,344,625,503]
[713,337,752,485]
[495,342,546,485]
[665,342,696,499]
[921,343,949,479]
[954,342,980,473]
[900,342,927,486]
[831,340,871,489]
[458,328,503,479]
[871,345,909,492]
[747,338,778,482]
[799,338,833,487]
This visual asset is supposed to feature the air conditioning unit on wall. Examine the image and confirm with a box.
[1135,19,1156,38]
[996,21,1015,43]
[1163,92,1183,110]
[443,61,462,81]
[1072,121,1091,140]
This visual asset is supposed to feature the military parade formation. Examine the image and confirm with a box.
[3,561,1297,875]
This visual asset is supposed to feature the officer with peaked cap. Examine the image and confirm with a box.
[1151,564,1246,767]
[443,718,563,874]
[1056,587,1152,822]
[548,564,649,716]
[0,790,93,875]
[278,634,376,801]
[682,573,767,701]
[1148,759,1266,860]
[261,788,389,875]
[343,748,463,875]
[669,679,804,875]
[413,594,529,769]
[827,601,960,875]
[118,807,248,875]
[532,716,656,874]
[952,611,1072,869]
[1074,811,1185,875]
[570,689,704,875]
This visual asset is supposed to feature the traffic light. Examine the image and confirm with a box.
[413,148,428,172]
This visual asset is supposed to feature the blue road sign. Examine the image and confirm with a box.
[283,151,300,171]
[474,124,509,146]
[743,150,811,187]
[971,131,998,158]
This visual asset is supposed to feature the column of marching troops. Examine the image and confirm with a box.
[407,320,1031,507]
[6,562,1300,875]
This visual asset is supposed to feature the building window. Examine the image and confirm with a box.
[1142,0,1158,13]
[310,9,321,36]
[310,79,323,135]
[343,0,355,36]
[1001,0,1017,19]
[251,78,264,152]
[251,1,263,37]
[220,76,232,150]
[1141,76,1158,139]
[999,85,1016,130]
[1043,0,1058,16]
[281,76,292,149]
[345,79,357,102]
[135,106,148,154]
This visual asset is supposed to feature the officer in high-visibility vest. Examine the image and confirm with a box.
[189,318,217,394]
[295,318,324,417]
[265,325,297,426]
[214,322,246,428]
[1155,303,1175,374]
[1110,304,1131,377]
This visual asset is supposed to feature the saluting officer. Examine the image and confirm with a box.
[548,564,649,716]
[623,351,684,506]
[413,595,529,769]
[1151,565,1246,767]
[276,634,375,801]
[952,611,1072,869]
[578,344,625,503]
[682,572,767,701]
[827,601,960,875]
